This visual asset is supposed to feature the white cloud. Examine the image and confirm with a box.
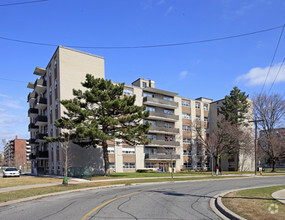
[165,6,173,15]
[157,0,165,5]
[0,99,25,109]
[179,70,188,79]
[0,94,9,98]
[236,62,285,86]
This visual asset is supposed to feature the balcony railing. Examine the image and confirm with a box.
[36,133,48,142]
[28,123,39,132]
[36,151,48,159]
[145,154,180,160]
[147,140,180,147]
[143,97,178,109]
[149,126,179,134]
[35,97,47,109]
[28,108,38,117]
[34,78,47,93]
[27,92,37,102]
[35,115,48,126]
[148,111,179,122]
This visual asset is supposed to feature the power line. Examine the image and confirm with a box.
[260,24,285,95]
[0,25,283,49]
[0,0,48,7]
[0,77,28,83]
[267,57,285,94]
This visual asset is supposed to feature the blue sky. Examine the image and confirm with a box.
[0,0,285,151]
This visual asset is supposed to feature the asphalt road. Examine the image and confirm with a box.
[0,176,284,220]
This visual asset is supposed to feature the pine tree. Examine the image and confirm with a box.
[59,74,150,176]
[220,86,250,125]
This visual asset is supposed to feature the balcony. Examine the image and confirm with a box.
[145,154,180,160]
[149,126,179,135]
[146,140,180,147]
[35,115,48,126]
[143,97,178,109]
[36,133,48,143]
[36,151,48,159]
[34,78,47,93]
[33,67,46,76]
[147,111,179,122]
[29,138,37,145]
[29,154,36,160]
[35,97,47,109]
[28,123,39,132]
[28,108,38,117]
[27,92,38,103]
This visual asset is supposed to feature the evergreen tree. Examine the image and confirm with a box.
[220,86,250,125]
[59,74,150,176]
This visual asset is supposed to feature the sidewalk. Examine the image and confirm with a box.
[272,189,285,205]
[0,174,254,193]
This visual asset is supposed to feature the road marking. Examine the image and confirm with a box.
[81,189,152,220]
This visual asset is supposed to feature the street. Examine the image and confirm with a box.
[0,176,284,220]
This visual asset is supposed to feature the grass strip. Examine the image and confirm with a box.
[223,185,285,220]
[0,175,243,204]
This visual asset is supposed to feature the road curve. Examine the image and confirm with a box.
[0,176,284,220]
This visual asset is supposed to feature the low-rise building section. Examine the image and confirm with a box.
[3,136,31,169]
[27,46,254,175]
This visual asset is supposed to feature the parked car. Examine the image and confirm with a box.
[3,167,20,177]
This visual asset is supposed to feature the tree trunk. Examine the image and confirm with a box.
[271,158,276,172]
[211,155,214,176]
[102,141,110,176]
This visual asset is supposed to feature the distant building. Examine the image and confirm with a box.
[0,151,4,166]
[27,46,254,176]
[4,136,31,168]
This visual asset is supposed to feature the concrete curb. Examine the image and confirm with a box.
[210,184,285,220]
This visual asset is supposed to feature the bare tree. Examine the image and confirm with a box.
[194,116,252,175]
[254,93,285,172]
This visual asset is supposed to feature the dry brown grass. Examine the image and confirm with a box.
[222,186,285,220]
[0,177,68,188]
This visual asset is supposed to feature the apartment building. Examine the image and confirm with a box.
[27,46,254,175]
[4,136,31,168]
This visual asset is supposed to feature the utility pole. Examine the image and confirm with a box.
[249,118,263,175]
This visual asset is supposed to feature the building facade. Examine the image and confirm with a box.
[4,136,31,168]
[27,46,254,175]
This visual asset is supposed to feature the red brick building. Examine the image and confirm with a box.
[4,136,31,168]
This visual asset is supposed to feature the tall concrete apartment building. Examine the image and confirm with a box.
[27,46,254,175]
[4,136,31,168]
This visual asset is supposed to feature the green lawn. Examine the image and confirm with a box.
[223,185,285,220]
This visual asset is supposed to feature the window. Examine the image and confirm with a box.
[123,163,135,169]
[109,163,115,169]
[165,135,174,141]
[195,103,200,109]
[147,134,156,140]
[204,104,208,111]
[145,148,157,154]
[164,109,174,115]
[182,100,190,106]
[49,87,52,95]
[197,163,201,168]
[142,82,147,88]
[183,138,191,144]
[163,96,173,101]
[143,92,153,97]
[55,79,58,88]
[55,100,59,109]
[196,116,201,121]
[122,148,135,154]
[204,117,208,122]
[183,150,191,155]
[184,163,192,169]
[182,125,191,131]
[164,122,172,128]
[123,88,133,96]
[146,106,155,112]
[107,147,115,154]
[182,113,190,119]
[115,141,122,145]
[145,163,156,168]
[48,68,52,76]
